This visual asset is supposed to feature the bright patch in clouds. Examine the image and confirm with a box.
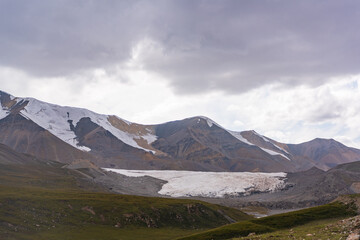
[224,75,360,147]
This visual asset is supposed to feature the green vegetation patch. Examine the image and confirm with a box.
[178,201,357,240]
[0,162,252,239]
[176,221,274,240]
[0,185,251,240]
[251,201,354,229]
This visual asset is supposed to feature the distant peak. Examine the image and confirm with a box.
[311,138,336,143]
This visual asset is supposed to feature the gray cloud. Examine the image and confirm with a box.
[0,0,153,75]
[1,0,360,94]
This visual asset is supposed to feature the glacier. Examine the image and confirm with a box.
[104,168,287,198]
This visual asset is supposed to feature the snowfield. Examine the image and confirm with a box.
[18,98,157,153]
[259,147,291,161]
[104,168,287,198]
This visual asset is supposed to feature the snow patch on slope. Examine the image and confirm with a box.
[253,131,290,155]
[141,133,158,144]
[272,142,290,154]
[260,148,290,161]
[105,168,287,198]
[229,131,254,145]
[206,119,214,127]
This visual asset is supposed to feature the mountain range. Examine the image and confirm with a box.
[1,89,360,172]
[2,89,360,240]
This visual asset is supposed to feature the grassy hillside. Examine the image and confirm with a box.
[177,201,357,240]
[233,216,360,239]
[0,160,106,191]
[0,162,252,240]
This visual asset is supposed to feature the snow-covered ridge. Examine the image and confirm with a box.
[104,168,287,198]
[18,97,156,152]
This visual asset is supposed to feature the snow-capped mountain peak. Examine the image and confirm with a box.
[1,92,157,153]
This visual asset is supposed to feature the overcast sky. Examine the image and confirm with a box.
[1,0,360,147]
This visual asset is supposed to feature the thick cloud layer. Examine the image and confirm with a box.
[1,0,360,94]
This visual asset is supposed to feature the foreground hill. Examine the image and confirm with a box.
[177,198,358,240]
[1,90,360,172]
[232,215,360,240]
[0,187,251,240]
[0,145,251,240]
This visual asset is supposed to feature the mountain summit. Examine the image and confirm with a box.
[1,90,359,172]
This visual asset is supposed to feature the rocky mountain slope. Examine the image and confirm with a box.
[1,90,360,172]
[288,138,360,169]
